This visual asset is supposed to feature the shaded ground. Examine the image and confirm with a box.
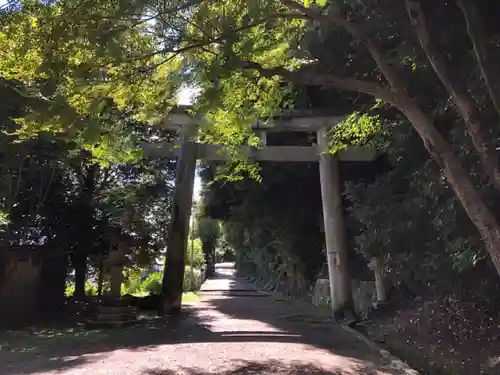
[0,264,417,375]
[362,290,500,375]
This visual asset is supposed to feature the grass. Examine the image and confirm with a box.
[130,290,150,297]
[129,291,200,303]
[182,292,200,304]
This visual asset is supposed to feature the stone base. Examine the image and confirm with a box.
[84,319,138,329]
[85,298,139,329]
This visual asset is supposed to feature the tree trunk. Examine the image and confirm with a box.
[0,248,7,299]
[400,98,500,274]
[457,0,500,122]
[274,0,500,277]
[97,253,104,297]
[39,251,68,314]
[406,0,500,193]
[73,161,97,299]
[73,252,87,299]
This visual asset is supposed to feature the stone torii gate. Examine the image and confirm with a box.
[142,109,376,316]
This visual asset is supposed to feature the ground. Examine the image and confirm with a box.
[0,264,417,375]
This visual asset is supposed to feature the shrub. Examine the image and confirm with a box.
[122,267,143,295]
[186,238,206,268]
[65,280,98,297]
[141,271,163,295]
[183,265,205,292]
[138,266,206,296]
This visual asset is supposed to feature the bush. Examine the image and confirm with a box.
[138,265,206,296]
[65,280,98,297]
[183,265,205,292]
[141,272,163,295]
[121,267,143,295]
[186,238,206,268]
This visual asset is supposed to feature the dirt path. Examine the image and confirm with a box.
[0,264,418,375]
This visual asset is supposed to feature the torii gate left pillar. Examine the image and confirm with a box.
[160,126,197,315]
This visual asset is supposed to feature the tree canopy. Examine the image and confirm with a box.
[4,0,500,317]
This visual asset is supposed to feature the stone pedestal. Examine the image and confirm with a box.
[85,298,138,329]
[109,266,123,298]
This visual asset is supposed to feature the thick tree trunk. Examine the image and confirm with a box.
[457,0,500,122]
[39,251,68,314]
[97,253,104,297]
[406,0,500,193]
[73,161,97,299]
[401,98,500,274]
[73,252,87,299]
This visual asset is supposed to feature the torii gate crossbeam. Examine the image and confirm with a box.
[150,111,376,317]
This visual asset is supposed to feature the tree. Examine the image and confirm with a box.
[6,0,500,303]
[166,0,500,277]
[0,0,181,158]
[196,216,221,276]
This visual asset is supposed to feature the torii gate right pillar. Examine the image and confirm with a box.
[317,127,353,318]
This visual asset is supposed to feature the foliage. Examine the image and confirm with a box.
[0,1,184,168]
[183,265,204,292]
[141,271,163,295]
[181,291,200,303]
[64,280,97,297]
[343,117,492,290]
[121,266,143,295]
[202,156,325,291]
[185,237,206,269]
[195,217,221,267]
[327,111,388,153]
[137,266,205,295]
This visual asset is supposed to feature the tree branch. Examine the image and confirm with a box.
[457,0,500,124]
[237,60,396,106]
[279,0,407,103]
[406,0,500,193]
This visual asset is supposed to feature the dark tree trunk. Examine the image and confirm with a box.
[97,253,104,297]
[72,161,97,299]
[39,251,68,314]
[73,252,87,299]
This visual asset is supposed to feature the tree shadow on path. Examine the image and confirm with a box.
[143,359,388,375]
[0,273,417,375]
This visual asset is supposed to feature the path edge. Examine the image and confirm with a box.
[243,274,420,375]
[340,324,421,375]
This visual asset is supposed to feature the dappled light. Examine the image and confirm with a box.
[142,359,386,375]
[0,265,414,375]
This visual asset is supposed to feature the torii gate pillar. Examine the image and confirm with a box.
[317,127,353,317]
[161,127,197,315]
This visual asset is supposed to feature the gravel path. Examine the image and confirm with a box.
[1,264,418,375]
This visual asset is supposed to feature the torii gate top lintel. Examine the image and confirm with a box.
[164,107,347,133]
[141,108,377,163]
